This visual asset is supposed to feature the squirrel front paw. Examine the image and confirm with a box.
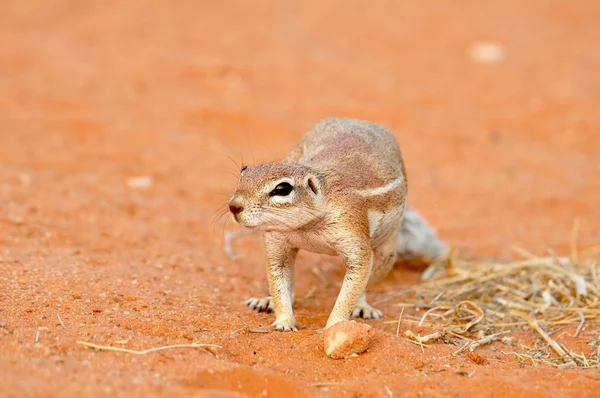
[244,296,274,313]
[272,317,298,332]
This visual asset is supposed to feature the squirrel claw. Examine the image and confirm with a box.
[272,319,298,332]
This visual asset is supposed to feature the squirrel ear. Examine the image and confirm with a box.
[306,176,319,195]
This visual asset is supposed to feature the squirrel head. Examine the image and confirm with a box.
[228,162,326,232]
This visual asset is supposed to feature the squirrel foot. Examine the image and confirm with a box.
[244,296,274,313]
[272,317,298,332]
[351,296,383,320]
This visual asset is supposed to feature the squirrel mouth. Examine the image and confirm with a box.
[232,215,255,229]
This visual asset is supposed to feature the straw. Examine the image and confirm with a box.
[388,245,600,368]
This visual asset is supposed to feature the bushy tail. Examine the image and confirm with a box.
[396,206,448,269]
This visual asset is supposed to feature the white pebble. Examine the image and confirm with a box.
[468,41,506,64]
[126,176,154,189]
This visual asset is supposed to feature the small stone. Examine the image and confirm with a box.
[467,351,488,365]
[468,41,505,64]
[20,173,31,186]
[126,176,153,189]
[323,320,373,359]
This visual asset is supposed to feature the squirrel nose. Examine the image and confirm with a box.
[228,197,244,215]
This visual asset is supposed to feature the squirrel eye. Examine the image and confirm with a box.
[270,182,293,196]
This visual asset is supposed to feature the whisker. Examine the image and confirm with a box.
[211,213,229,233]
[267,206,326,224]
[211,203,228,217]
[211,208,231,235]
[224,154,241,172]
[243,131,256,168]
[220,210,234,242]
[268,147,277,162]
[217,170,242,180]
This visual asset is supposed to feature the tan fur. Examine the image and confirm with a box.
[228,118,446,331]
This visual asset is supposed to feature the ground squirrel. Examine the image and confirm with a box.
[228,118,447,331]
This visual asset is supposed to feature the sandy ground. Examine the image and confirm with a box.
[1,1,600,397]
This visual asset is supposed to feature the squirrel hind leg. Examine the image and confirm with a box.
[351,293,383,320]
[244,292,297,313]
[395,206,448,270]
[244,296,275,313]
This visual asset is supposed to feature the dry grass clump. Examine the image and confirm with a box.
[386,245,600,369]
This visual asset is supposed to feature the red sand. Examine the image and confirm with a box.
[1,1,599,397]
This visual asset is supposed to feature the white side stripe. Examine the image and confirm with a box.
[356,176,404,197]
